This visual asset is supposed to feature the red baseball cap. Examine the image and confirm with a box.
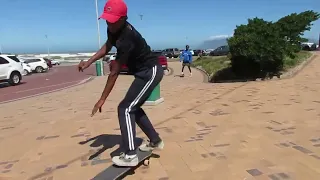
[99,0,127,23]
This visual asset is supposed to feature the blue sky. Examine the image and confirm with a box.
[0,0,319,54]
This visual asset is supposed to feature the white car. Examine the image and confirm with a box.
[203,49,214,55]
[22,63,32,75]
[189,49,195,56]
[0,54,24,85]
[103,53,117,62]
[4,55,31,76]
[109,54,116,61]
[51,60,60,65]
[22,58,49,73]
[301,42,317,51]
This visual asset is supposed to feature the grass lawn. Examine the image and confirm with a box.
[192,56,230,76]
[192,51,312,76]
[283,51,312,70]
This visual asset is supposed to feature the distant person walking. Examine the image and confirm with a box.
[198,50,203,59]
[180,45,193,77]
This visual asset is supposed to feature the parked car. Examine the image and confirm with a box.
[115,51,168,73]
[189,49,195,56]
[193,49,203,56]
[103,52,117,62]
[22,58,49,73]
[154,50,168,70]
[3,55,31,76]
[51,60,60,65]
[210,45,230,56]
[0,54,24,85]
[203,49,214,56]
[43,58,53,68]
[163,48,180,58]
[301,42,317,51]
[43,58,60,66]
[22,63,32,75]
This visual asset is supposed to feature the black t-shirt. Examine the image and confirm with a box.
[107,22,158,73]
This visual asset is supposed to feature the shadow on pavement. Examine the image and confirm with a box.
[88,134,160,180]
[211,67,259,83]
[79,134,144,160]
[0,82,26,89]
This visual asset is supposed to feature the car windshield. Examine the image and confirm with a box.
[8,56,21,63]
[24,59,39,63]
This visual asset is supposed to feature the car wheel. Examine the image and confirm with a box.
[35,66,44,73]
[8,72,22,86]
[168,54,173,58]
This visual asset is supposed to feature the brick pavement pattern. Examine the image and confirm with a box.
[1,54,320,180]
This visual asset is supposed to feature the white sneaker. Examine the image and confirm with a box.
[189,73,192,77]
[139,140,164,152]
[112,153,138,167]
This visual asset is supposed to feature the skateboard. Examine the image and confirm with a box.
[92,150,153,180]
[174,74,184,77]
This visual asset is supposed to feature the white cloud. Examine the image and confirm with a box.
[207,34,233,40]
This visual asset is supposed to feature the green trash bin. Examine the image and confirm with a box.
[95,60,104,76]
[145,84,164,105]
[147,84,161,101]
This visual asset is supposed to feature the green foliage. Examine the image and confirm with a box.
[275,10,320,56]
[283,51,312,69]
[192,56,230,76]
[227,10,319,79]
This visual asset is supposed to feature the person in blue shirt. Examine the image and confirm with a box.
[179,45,193,77]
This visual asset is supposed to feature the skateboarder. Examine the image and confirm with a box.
[180,45,193,77]
[77,0,164,167]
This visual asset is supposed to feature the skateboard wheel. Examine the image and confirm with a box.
[143,159,150,166]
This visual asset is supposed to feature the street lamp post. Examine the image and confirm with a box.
[95,0,104,76]
[45,35,50,57]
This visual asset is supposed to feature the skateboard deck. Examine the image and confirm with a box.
[174,74,184,77]
[92,150,152,180]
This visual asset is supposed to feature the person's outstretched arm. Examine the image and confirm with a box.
[87,40,113,65]
[99,40,134,101]
[78,40,113,71]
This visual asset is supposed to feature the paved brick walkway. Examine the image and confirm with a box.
[1,55,320,180]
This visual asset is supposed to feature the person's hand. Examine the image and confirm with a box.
[91,99,105,117]
[78,60,90,72]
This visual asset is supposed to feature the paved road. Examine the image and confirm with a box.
[0,64,109,103]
